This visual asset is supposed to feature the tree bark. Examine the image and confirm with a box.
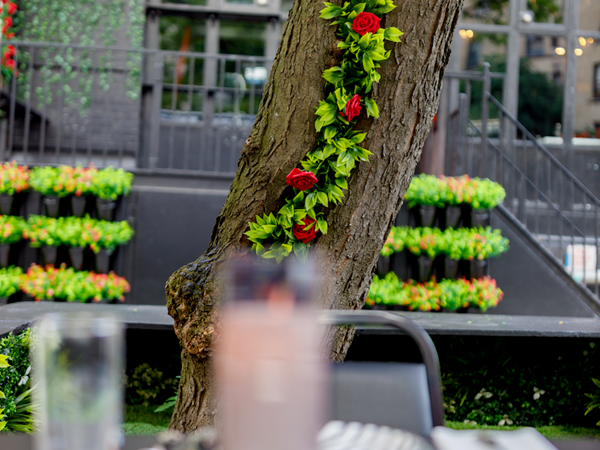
[167,0,463,432]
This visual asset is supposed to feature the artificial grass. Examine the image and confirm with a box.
[122,406,600,440]
[123,404,171,436]
[446,421,600,441]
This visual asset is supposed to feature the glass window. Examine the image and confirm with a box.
[460,0,510,26]
[529,0,563,24]
[519,35,564,138]
[594,64,600,99]
[160,16,206,53]
[219,20,266,56]
[579,0,600,30]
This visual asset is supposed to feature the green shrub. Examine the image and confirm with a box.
[0,330,34,433]
[91,168,133,200]
[0,162,29,195]
[382,226,509,260]
[366,273,503,312]
[29,167,63,197]
[0,266,22,298]
[585,378,600,426]
[0,215,26,245]
[405,174,506,209]
[440,337,600,427]
[126,364,178,407]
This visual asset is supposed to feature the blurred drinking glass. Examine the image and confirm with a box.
[33,313,124,450]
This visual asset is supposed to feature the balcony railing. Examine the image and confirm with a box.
[0,41,273,176]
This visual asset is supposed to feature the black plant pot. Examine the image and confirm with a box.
[0,243,9,268]
[95,248,113,274]
[0,193,12,215]
[444,257,460,280]
[69,246,85,271]
[96,198,116,221]
[471,208,491,228]
[41,246,58,266]
[44,196,60,218]
[416,205,437,228]
[71,196,87,217]
[444,206,462,230]
[470,259,488,279]
[415,254,434,282]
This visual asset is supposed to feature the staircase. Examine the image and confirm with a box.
[443,70,600,315]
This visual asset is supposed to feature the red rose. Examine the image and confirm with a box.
[286,168,318,191]
[5,45,15,56]
[4,17,12,28]
[5,59,15,71]
[292,217,317,244]
[341,94,361,121]
[352,12,381,36]
[7,3,16,15]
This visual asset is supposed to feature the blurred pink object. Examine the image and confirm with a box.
[215,258,328,450]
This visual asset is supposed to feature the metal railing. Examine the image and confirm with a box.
[0,41,273,176]
[445,72,600,296]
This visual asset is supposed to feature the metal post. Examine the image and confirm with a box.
[562,0,579,174]
[479,62,490,177]
[201,15,220,171]
[149,52,163,170]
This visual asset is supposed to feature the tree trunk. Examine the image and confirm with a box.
[167,0,463,432]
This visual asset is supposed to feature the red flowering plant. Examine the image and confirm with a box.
[246,0,403,262]
[56,164,98,197]
[19,263,130,302]
[0,161,28,195]
[0,1,17,81]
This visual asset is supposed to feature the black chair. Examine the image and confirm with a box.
[318,310,444,439]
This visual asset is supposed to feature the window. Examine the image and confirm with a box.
[594,64,600,98]
[526,35,544,56]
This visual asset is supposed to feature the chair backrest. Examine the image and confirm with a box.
[319,310,444,439]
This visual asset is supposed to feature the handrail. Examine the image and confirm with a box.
[317,310,445,427]
[487,93,600,207]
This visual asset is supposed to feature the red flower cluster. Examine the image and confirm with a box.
[1,1,17,71]
[352,12,381,36]
[286,168,318,191]
[292,217,317,243]
[340,94,362,121]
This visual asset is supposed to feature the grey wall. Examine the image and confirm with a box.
[126,174,230,305]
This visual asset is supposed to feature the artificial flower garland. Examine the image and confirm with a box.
[246,0,403,262]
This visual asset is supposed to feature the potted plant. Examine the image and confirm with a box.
[462,227,509,278]
[403,227,443,282]
[0,265,21,304]
[54,165,98,217]
[79,216,134,273]
[470,276,504,311]
[29,167,66,217]
[439,175,470,229]
[0,215,25,267]
[23,215,61,265]
[467,178,506,227]
[404,175,445,227]
[437,231,464,280]
[0,161,29,215]
[91,167,133,221]
[439,278,470,312]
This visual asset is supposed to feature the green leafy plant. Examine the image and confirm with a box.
[404,175,447,208]
[382,226,509,261]
[19,264,130,302]
[0,330,35,434]
[366,273,504,312]
[0,161,29,195]
[0,266,22,298]
[25,215,134,251]
[245,1,402,262]
[55,165,98,197]
[584,378,600,426]
[29,166,63,197]
[405,174,506,210]
[0,215,26,245]
[91,167,134,200]
[126,364,178,407]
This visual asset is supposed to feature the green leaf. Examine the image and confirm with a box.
[293,191,305,203]
[256,215,265,226]
[359,33,371,49]
[362,53,374,72]
[323,144,336,159]
[322,66,345,84]
[305,192,317,210]
[335,177,348,190]
[254,242,266,256]
[384,27,403,42]
[317,219,328,234]
[320,4,343,19]
[324,126,338,140]
[317,192,329,207]
[365,97,379,118]
[353,2,366,13]
[293,209,307,222]
[307,208,317,220]
[293,242,309,261]
[351,132,367,143]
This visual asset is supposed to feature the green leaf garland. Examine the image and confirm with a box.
[245,0,403,262]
